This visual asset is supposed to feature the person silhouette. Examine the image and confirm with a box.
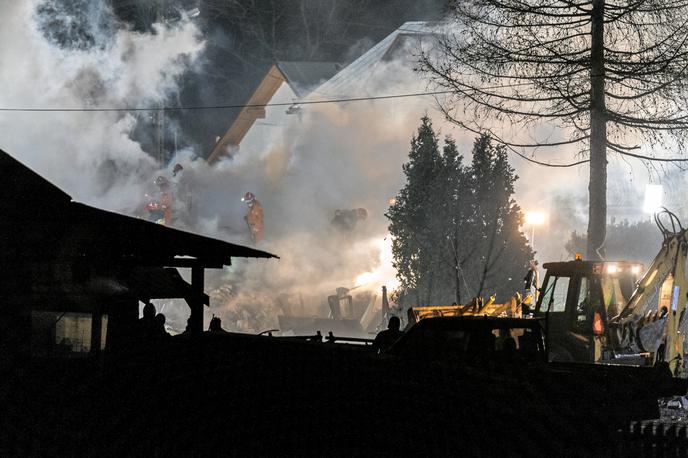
[154,313,170,340]
[138,302,157,340]
[141,302,156,322]
[207,316,229,334]
[373,316,404,353]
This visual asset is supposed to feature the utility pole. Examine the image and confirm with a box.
[156,108,165,164]
[155,0,166,165]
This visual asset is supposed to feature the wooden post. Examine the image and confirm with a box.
[189,266,205,335]
[90,309,102,355]
[105,299,138,351]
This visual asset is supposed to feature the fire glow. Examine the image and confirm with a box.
[354,236,399,291]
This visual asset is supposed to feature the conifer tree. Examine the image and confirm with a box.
[465,134,533,299]
[434,136,472,303]
[388,116,443,305]
[389,120,533,306]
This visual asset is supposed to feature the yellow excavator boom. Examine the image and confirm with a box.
[612,209,688,375]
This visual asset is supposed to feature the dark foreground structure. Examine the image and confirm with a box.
[2,331,686,457]
[1,149,687,456]
[0,148,276,365]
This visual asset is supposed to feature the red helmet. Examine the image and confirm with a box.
[242,191,255,203]
[356,208,368,220]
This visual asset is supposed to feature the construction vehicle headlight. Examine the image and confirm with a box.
[607,264,618,274]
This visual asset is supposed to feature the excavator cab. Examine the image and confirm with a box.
[536,209,688,377]
[535,260,643,363]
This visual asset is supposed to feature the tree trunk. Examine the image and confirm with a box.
[587,0,608,260]
[425,271,434,306]
[452,234,461,304]
[477,208,500,297]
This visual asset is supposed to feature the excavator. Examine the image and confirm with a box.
[408,208,688,377]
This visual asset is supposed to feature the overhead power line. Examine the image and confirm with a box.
[0,90,456,112]
[3,88,686,166]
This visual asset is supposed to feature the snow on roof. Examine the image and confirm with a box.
[276,61,342,98]
[309,21,439,99]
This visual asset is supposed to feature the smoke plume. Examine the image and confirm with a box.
[0,0,204,213]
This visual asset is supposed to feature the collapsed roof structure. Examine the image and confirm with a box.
[310,21,436,99]
[206,22,438,164]
[207,61,342,163]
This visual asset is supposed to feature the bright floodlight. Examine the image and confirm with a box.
[524,211,546,225]
[643,184,663,214]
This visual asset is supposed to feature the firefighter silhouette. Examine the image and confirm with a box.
[242,191,264,243]
[146,176,173,225]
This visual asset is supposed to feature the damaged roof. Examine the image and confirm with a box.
[206,60,341,163]
[311,21,439,99]
[275,61,342,98]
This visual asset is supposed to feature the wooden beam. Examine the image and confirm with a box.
[207,64,286,164]
[122,257,228,269]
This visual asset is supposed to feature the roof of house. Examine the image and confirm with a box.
[206,61,341,163]
[204,23,439,163]
[310,21,438,99]
[275,61,342,98]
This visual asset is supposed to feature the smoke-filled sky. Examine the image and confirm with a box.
[0,0,204,212]
[1,0,683,332]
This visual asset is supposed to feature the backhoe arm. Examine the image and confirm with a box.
[612,209,688,375]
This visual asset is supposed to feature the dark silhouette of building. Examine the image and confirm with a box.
[0,148,277,363]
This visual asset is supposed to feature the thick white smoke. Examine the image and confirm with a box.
[188,50,593,333]
[183,57,459,333]
[0,0,204,213]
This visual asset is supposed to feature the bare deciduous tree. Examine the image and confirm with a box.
[422,0,688,259]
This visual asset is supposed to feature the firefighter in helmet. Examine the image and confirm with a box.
[146,176,173,225]
[242,191,264,244]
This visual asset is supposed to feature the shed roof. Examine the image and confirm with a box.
[0,148,277,267]
[1,147,71,208]
[127,267,210,304]
[69,202,276,266]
